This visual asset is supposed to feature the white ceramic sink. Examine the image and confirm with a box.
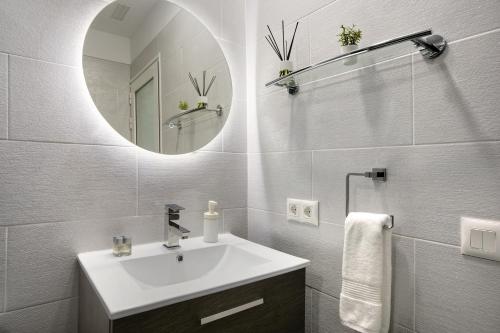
[78,234,309,319]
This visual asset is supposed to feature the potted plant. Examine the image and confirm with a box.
[338,24,362,65]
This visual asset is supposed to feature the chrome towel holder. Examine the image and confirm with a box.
[345,168,394,229]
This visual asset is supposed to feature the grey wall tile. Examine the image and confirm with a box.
[0,298,77,333]
[6,216,163,310]
[415,241,500,333]
[0,53,7,139]
[308,0,500,65]
[0,228,5,313]
[305,286,312,333]
[223,208,247,238]
[313,142,500,245]
[252,57,412,152]
[248,209,344,297]
[0,0,106,66]
[9,56,131,146]
[311,290,356,333]
[248,152,312,214]
[391,236,414,329]
[138,151,246,215]
[414,31,500,144]
[0,141,137,226]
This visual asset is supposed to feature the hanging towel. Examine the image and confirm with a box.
[339,212,392,333]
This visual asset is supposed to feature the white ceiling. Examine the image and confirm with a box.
[91,0,163,38]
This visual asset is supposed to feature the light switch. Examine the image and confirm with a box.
[483,231,496,252]
[461,217,500,262]
[470,229,483,249]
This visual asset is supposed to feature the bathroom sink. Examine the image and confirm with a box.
[78,234,309,319]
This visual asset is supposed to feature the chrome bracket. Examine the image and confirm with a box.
[413,34,447,59]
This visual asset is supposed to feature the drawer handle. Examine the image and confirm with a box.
[200,298,264,325]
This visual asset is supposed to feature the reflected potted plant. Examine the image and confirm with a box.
[338,24,362,65]
[178,100,189,111]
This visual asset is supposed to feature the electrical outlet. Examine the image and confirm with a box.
[287,198,319,226]
[302,201,319,226]
[287,198,301,222]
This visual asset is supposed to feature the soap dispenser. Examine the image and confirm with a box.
[203,201,219,243]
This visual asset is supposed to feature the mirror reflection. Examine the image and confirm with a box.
[83,0,232,154]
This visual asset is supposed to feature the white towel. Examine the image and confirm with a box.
[339,212,392,333]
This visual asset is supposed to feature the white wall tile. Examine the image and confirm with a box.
[308,0,500,65]
[223,100,247,153]
[0,298,78,333]
[252,56,413,152]
[0,141,137,226]
[248,209,344,297]
[221,0,246,45]
[138,151,246,215]
[9,56,131,146]
[218,39,247,102]
[415,241,500,333]
[0,0,107,67]
[248,152,312,214]
[5,216,163,310]
[0,53,7,139]
[414,31,500,144]
[313,142,500,245]
[223,208,247,238]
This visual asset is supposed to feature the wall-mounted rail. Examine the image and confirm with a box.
[165,105,223,129]
[266,29,447,95]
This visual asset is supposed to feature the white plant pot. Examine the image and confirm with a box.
[340,44,358,65]
[279,60,294,77]
[197,96,208,107]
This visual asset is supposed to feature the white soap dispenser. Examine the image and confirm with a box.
[203,200,219,243]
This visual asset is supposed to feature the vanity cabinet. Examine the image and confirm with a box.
[79,268,305,333]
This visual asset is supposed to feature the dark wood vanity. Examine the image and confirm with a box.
[79,268,306,333]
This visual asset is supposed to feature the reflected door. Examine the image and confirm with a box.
[130,60,161,153]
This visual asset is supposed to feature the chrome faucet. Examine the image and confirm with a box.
[164,204,190,249]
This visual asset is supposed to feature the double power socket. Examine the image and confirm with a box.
[287,198,319,226]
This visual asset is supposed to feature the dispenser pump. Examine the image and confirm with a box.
[206,201,218,217]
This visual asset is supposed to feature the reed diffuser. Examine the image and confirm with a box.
[265,20,300,77]
[188,71,216,108]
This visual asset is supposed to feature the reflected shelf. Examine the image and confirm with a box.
[265,29,447,95]
[165,105,223,129]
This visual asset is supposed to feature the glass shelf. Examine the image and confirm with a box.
[265,29,447,95]
[165,105,223,129]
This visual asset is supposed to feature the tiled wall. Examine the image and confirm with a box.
[0,0,247,332]
[246,1,500,332]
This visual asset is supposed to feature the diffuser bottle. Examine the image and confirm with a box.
[203,201,219,243]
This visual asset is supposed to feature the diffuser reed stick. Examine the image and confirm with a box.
[264,20,300,61]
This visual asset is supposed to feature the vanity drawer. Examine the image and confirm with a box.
[112,268,305,333]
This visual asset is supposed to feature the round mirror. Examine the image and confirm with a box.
[83,0,232,154]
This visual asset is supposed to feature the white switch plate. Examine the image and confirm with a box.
[461,217,500,261]
[286,198,319,226]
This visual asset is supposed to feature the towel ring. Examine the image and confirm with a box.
[345,169,394,230]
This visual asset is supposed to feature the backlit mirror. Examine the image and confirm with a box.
[83,0,232,154]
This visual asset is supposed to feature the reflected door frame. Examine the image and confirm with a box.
[130,55,162,153]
